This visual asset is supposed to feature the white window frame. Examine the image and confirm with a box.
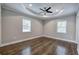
[22,18,31,32]
[57,21,67,33]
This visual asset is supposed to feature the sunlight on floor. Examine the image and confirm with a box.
[21,46,32,55]
[56,46,67,55]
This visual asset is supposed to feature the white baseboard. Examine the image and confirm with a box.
[43,35,78,44]
[0,35,43,47]
[77,45,79,54]
[0,35,78,47]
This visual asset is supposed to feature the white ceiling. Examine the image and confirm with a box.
[2,3,79,20]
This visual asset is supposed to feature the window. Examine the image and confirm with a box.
[22,18,31,32]
[57,21,67,33]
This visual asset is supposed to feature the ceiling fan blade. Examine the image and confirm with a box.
[39,11,44,14]
[47,11,52,13]
[40,8,45,11]
[46,7,51,11]
[44,7,46,9]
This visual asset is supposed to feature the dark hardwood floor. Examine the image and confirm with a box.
[0,37,78,55]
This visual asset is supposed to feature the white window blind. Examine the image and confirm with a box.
[57,21,67,33]
[22,18,31,32]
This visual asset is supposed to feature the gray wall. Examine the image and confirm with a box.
[2,8,43,44]
[1,7,76,45]
[76,11,79,42]
[44,15,76,41]
[76,10,79,54]
[0,4,1,45]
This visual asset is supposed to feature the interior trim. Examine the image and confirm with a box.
[0,35,78,47]
[0,35,43,47]
[43,35,78,44]
[77,45,79,54]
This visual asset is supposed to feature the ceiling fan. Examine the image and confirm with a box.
[40,7,53,15]
[23,4,64,16]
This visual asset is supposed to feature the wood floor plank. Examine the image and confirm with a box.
[0,37,78,55]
